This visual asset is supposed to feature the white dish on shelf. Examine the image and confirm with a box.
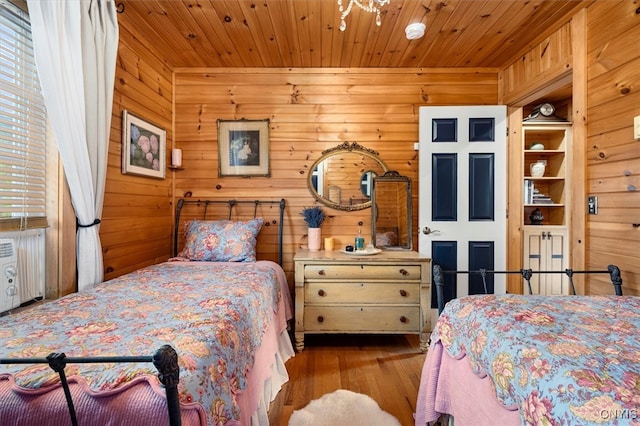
[529,142,545,150]
[340,248,382,256]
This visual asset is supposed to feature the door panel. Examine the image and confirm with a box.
[468,153,495,220]
[419,105,507,317]
[469,241,495,294]
[431,240,457,307]
[432,154,457,221]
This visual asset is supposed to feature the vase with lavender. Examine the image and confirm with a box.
[301,206,325,251]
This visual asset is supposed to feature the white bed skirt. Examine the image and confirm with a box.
[251,330,295,425]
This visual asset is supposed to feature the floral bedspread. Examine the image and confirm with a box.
[0,261,287,426]
[433,294,640,425]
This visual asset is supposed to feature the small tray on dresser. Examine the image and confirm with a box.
[339,248,382,256]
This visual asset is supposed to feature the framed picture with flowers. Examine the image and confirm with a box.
[122,110,166,179]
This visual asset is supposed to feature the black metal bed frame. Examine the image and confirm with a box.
[0,198,287,426]
[174,198,286,266]
[0,345,181,426]
[433,264,623,315]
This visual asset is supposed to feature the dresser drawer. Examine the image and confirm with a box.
[304,306,420,332]
[304,264,421,281]
[305,282,419,304]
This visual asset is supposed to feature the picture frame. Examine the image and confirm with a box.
[218,118,270,177]
[122,110,166,179]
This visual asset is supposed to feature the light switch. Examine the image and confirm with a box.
[588,195,598,215]
[635,116,640,141]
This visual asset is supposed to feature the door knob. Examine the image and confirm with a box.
[422,226,440,235]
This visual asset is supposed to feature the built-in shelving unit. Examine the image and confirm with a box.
[522,122,571,227]
[521,120,572,295]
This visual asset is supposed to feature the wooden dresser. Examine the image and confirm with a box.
[294,249,431,352]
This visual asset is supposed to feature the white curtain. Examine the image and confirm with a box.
[27,0,119,291]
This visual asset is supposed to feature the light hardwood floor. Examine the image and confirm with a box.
[268,333,427,426]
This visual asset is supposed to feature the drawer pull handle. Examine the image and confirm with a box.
[399,268,408,276]
[399,289,407,297]
[318,289,326,296]
[317,315,324,323]
[400,316,407,323]
[318,270,325,276]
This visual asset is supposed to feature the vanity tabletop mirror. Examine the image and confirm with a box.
[307,142,389,211]
[371,171,413,250]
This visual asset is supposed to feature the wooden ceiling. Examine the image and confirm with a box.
[118,0,586,69]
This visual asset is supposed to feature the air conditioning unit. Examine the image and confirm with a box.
[0,239,20,313]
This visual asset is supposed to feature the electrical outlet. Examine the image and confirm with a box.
[588,195,598,215]
[635,115,640,141]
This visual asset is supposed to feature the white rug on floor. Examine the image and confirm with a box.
[288,389,401,426]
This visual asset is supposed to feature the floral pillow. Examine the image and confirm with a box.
[178,218,264,262]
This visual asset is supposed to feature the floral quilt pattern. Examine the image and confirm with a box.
[432,294,640,425]
[0,262,284,426]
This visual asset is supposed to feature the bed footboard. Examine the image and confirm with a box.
[433,264,623,314]
[1,345,181,426]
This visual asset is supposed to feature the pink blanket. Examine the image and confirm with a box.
[415,341,519,426]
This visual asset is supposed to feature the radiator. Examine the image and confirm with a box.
[0,229,45,307]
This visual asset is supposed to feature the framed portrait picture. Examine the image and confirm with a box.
[122,110,166,179]
[218,119,270,177]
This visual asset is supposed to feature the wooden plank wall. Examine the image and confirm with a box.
[172,68,498,282]
[499,2,639,296]
[100,1,638,299]
[585,1,640,296]
[500,23,574,105]
[499,19,576,295]
[100,21,175,281]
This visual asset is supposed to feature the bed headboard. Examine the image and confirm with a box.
[174,198,286,265]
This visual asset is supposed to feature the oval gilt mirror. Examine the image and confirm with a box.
[307,142,389,211]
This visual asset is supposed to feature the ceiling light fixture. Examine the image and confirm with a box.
[405,22,426,40]
[338,0,390,31]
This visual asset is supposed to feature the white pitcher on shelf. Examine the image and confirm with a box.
[530,160,546,177]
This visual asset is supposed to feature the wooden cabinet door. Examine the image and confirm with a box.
[523,227,569,295]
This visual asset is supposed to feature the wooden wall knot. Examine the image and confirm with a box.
[541,42,549,57]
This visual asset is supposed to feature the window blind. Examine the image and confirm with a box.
[0,0,48,231]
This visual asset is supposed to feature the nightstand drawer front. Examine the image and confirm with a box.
[304,264,421,280]
[304,306,420,332]
[305,282,420,304]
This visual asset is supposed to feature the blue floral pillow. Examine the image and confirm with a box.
[178,218,264,262]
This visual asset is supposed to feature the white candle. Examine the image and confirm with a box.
[171,148,182,167]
